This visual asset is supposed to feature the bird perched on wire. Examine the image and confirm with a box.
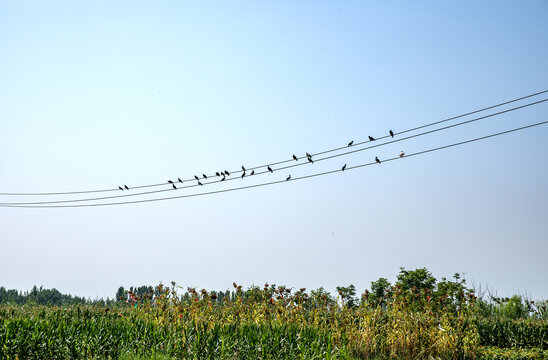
[306,152,311,158]
[172,184,177,190]
[389,130,394,138]
[168,180,173,184]
[194,175,199,181]
[124,185,129,190]
[216,172,221,177]
[198,181,203,186]
[224,170,230,176]
[286,175,291,181]
[241,166,246,171]
[342,164,346,171]
[221,175,226,181]
[250,170,255,175]
[178,178,183,183]
[119,186,123,191]
[348,140,353,147]
[307,156,314,163]
[369,136,375,141]
[241,172,245,179]
[267,165,273,173]
[293,154,298,161]
[375,156,381,164]
[399,151,405,158]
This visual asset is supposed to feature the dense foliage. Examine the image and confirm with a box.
[1,268,546,359]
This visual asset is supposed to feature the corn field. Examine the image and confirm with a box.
[0,282,546,359]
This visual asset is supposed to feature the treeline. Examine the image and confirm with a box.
[0,285,98,306]
[3,267,547,321]
[115,268,548,321]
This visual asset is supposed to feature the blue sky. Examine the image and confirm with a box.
[1,1,547,300]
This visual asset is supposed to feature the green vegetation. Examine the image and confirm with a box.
[1,268,546,359]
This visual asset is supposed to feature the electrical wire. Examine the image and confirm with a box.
[1,100,546,206]
[1,90,546,197]
[2,120,545,208]
[0,99,548,205]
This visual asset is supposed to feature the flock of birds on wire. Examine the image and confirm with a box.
[117,129,405,191]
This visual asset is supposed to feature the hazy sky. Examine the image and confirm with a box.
[1,1,547,300]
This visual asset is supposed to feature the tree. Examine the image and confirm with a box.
[116,286,126,302]
[364,277,392,307]
[396,267,436,293]
[336,284,357,308]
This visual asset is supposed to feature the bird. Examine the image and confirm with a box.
[389,130,394,138]
[119,186,123,191]
[198,181,203,186]
[306,152,311,158]
[348,140,354,147]
[168,180,173,184]
[178,178,183,183]
[399,151,405,158]
[194,175,199,181]
[241,172,245,179]
[369,136,375,141]
[225,170,230,176]
[293,154,298,161]
[172,184,177,190]
[241,166,246,171]
[250,170,255,175]
[221,175,226,181]
[307,157,314,164]
[202,174,207,179]
[342,164,346,171]
[216,172,221,177]
[286,175,291,181]
[124,185,129,190]
[267,165,273,173]
[375,156,381,164]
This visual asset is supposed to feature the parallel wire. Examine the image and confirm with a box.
[2,120,545,208]
[1,90,546,196]
[1,100,546,206]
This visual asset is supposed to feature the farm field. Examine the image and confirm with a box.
[1,269,547,359]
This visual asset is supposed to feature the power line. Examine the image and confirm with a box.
[1,100,546,206]
[2,120,545,208]
[1,89,546,197]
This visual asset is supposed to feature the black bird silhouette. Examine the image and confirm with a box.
[172,184,177,190]
[124,185,129,190]
[348,140,354,146]
[216,172,221,177]
[389,130,394,138]
[375,156,381,164]
[369,136,375,141]
[178,178,183,183]
[293,154,298,161]
[198,181,203,186]
[202,174,207,179]
[286,175,291,181]
[241,172,245,179]
[241,166,246,171]
[119,186,123,191]
[225,170,230,176]
[307,157,314,163]
[168,180,173,184]
[342,164,346,171]
[250,170,255,175]
[267,166,273,173]
[221,175,226,181]
[193,175,199,181]
[306,152,311,158]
